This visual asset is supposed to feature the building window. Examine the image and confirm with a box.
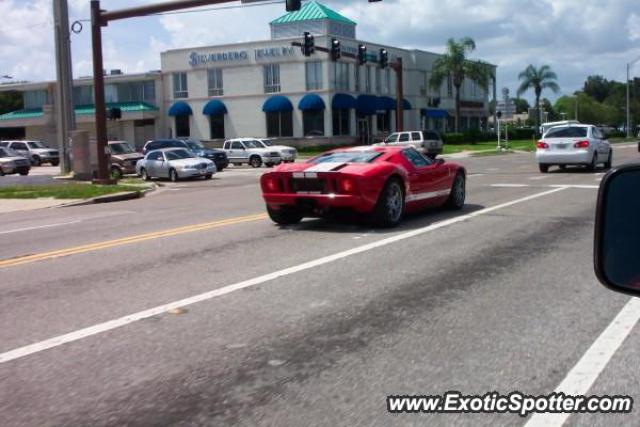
[173,73,188,99]
[365,66,372,93]
[209,114,225,139]
[377,112,391,133]
[376,69,382,94]
[382,69,390,94]
[333,62,350,91]
[73,85,93,106]
[208,69,224,96]
[354,65,360,92]
[23,90,49,109]
[266,111,292,137]
[332,109,350,136]
[303,110,325,136]
[110,80,156,104]
[306,61,322,91]
[175,115,190,137]
[264,64,281,93]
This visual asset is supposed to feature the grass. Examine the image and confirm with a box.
[0,183,143,199]
[443,139,536,155]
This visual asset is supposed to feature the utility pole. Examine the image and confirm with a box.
[53,0,76,174]
[391,57,404,132]
[627,56,640,139]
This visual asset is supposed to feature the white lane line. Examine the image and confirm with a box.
[525,297,640,427]
[550,185,599,189]
[0,221,81,235]
[491,184,531,188]
[0,187,567,365]
[468,174,486,178]
[529,176,551,181]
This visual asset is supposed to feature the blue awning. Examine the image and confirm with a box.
[403,99,413,110]
[355,95,379,115]
[421,108,448,119]
[202,99,227,116]
[298,93,326,111]
[378,96,396,111]
[262,95,294,113]
[168,101,193,117]
[332,93,356,110]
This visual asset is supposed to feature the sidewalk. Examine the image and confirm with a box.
[0,198,80,214]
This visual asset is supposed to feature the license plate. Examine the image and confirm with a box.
[200,170,206,174]
[556,144,567,149]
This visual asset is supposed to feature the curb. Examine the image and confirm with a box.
[59,184,156,208]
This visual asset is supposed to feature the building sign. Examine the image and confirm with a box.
[189,46,295,67]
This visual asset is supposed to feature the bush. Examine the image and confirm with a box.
[506,127,536,140]
[442,133,466,144]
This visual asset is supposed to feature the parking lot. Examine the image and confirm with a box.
[1,144,639,426]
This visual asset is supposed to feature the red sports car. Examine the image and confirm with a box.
[260,146,466,227]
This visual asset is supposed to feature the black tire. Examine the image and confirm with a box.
[267,205,303,225]
[50,160,59,167]
[32,156,41,167]
[110,166,123,180]
[0,167,4,176]
[169,168,179,182]
[140,168,150,181]
[604,151,613,169]
[249,156,262,168]
[445,173,466,210]
[586,153,598,172]
[559,165,567,171]
[539,164,549,173]
[19,170,29,176]
[371,178,405,228]
[265,163,274,168]
[205,173,213,180]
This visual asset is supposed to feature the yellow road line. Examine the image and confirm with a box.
[0,213,268,269]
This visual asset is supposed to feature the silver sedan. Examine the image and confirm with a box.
[136,148,216,182]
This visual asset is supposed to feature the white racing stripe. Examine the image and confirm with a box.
[0,221,81,235]
[0,187,567,365]
[525,297,640,427]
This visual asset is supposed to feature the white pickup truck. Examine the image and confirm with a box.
[222,138,282,168]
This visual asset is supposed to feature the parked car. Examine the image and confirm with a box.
[261,146,466,227]
[182,140,229,171]
[2,140,59,166]
[108,141,144,180]
[256,139,297,163]
[136,148,216,182]
[0,147,31,176]
[381,131,444,158]
[142,139,190,155]
[536,124,612,173]
[223,138,282,168]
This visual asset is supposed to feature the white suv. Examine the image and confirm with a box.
[256,139,297,163]
[382,131,444,158]
[223,138,282,168]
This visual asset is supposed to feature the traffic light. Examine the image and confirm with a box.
[302,32,315,57]
[108,107,122,121]
[285,0,301,12]
[379,48,388,68]
[331,38,341,61]
[358,44,367,65]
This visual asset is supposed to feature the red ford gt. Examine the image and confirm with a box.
[260,146,466,227]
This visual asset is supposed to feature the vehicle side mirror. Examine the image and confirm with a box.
[594,164,640,297]
[436,158,445,165]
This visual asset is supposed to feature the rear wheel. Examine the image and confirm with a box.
[250,156,262,168]
[604,151,613,169]
[19,170,29,176]
[445,173,466,210]
[32,156,41,167]
[169,168,179,182]
[0,167,4,176]
[110,166,123,180]
[586,153,598,172]
[371,178,404,228]
[140,168,150,181]
[559,165,567,171]
[50,160,59,167]
[539,164,549,173]
[267,205,303,225]
[205,173,213,180]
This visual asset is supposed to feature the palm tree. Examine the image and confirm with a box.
[517,65,560,134]
[429,37,491,133]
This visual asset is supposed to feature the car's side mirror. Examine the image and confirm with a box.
[436,158,445,165]
[594,164,640,297]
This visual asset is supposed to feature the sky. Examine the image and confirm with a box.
[1,0,639,104]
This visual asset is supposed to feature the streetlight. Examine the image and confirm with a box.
[626,55,640,138]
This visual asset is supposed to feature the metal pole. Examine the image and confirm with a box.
[91,0,111,184]
[53,0,75,174]
[394,57,404,132]
[627,63,631,139]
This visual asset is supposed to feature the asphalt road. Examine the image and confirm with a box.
[0,145,639,426]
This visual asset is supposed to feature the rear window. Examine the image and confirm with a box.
[311,151,382,164]
[545,127,588,138]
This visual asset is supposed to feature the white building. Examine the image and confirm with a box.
[0,1,496,149]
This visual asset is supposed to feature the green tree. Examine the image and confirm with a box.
[513,98,530,114]
[429,37,492,133]
[0,91,22,115]
[583,75,611,103]
[517,65,560,133]
[554,92,618,125]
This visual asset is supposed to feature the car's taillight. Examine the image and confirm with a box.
[536,141,549,149]
[338,177,356,194]
[263,176,280,193]
[574,140,590,149]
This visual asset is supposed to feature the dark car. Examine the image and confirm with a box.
[142,139,190,155]
[182,140,229,172]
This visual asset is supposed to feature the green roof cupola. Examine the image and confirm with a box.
[270,1,357,40]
